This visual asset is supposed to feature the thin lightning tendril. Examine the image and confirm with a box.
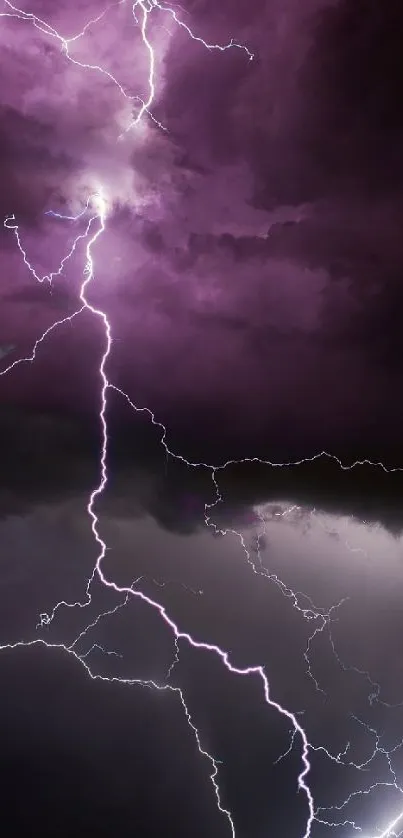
[0,3,402,838]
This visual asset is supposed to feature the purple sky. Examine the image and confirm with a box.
[2,5,403,838]
[1,0,403,462]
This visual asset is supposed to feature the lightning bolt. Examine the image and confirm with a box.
[1,3,403,838]
[4,197,98,285]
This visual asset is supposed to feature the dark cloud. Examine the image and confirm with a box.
[1,404,403,538]
[0,645,228,838]
[0,105,73,224]
[301,0,403,194]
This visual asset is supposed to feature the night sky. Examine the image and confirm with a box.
[1,1,403,836]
